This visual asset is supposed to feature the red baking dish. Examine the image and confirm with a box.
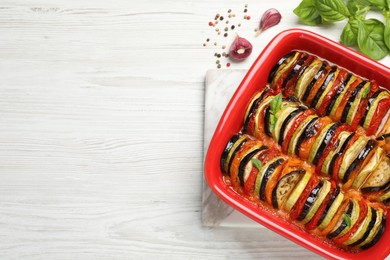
[204,29,390,260]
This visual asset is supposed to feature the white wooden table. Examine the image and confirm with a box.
[0,1,389,259]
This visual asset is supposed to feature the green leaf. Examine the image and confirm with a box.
[368,0,387,10]
[341,19,359,46]
[251,158,263,171]
[343,213,352,227]
[294,0,323,25]
[315,0,351,22]
[269,93,283,132]
[357,19,389,60]
[385,20,390,49]
[347,0,370,18]
[361,84,371,98]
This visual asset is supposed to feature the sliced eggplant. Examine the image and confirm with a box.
[295,59,322,100]
[238,146,268,186]
[311,66,337,108]
[301,180,332,224]
[317,185,343,230]
[361,156,390,192]
[272,170,304,209]
[325,73,353,116]
[359,209,386,249]
[270,52,301,86]
[352,147,384,189]
[295,117,319,156]
[244,91,269,132]
[268,52,296,83]
[321,131,351,175]
[273,102,300,142]
[309,123,338,165]
[338,136,368,183]
[221,134,249,175]
[346,206,375,246]
[336,199,360,238]
[340,81,366,124]
[288,115,319,156]
[327,200,353,239]
[259,158,285,201]
[296,180,324,221]
[328,133,355,178]
[343,139,377,183]
[278,107,306,145]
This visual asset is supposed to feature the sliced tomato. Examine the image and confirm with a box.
[366,98,390,136]
[284,56,315,97]
[333,77,363,122]
[316,69,349,116]
[315,124,350,175]
[320,198,350,236]
[306,181,336,230]
[305,65,331,105]
[350,99,368,131]
[333,199,368,244]
[273,53,305,93]
[282,109,316,153]
[289,174,319,221]
[243,166,259,195]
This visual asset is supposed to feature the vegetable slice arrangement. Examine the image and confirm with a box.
[220,50,389,252]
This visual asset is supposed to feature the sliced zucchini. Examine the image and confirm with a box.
[352,147,383,189]
[243,91,266,132]
[329,75,357,118]
[362,91,390,129]
[328,133,355,178]
[273,102,300,143]
[335,198,360,238]
[343,139,377,183]
[311,66,337,108]
[359,208,385,249]
[295,117,319,156]
[326,73,353,116]
[295,59,322,100]
[221,134,249,175]
[283,171,312,212]
[253,96,274,136]
[321,131,351,175]
[270,52,301,86]
[345,206,374,246]
[346,81,370,125]
[377,186,390,205]
[348,207,377,247]
[301,180,332,224]
[254,157,282,199]
[238,147,268,186]
[338,136,368,183]
[327,200,353,239]
[340,81,366,124]
[315,68,342,110]
[272,170,304,209]
[318,186,345,230]
[278,107,306,145]
[301,62,327,102]
[268,52,296,83]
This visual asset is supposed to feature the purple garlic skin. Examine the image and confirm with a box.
[258,8,281,34]
[229,35,253,61]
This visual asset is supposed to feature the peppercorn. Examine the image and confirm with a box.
[224,27,228,31]
[206,38,210,42]
[231,25,235,30]
[226,62,231,67]
[208,22,213,26]
[247,16,251,20]
[219,16,224,21]
[217,64,221,69]
[224,33,228,37]
[244,9,247,13]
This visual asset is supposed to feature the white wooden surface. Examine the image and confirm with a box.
[0,0,389,259]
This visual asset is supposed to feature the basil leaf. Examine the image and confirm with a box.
[269,93,283,132]
[294,0,323,25]
[251,158,263,171]
[385,21,390,49]
[315,0,350,22]
[368,0,387,10]
[361,85,371,98]
[343,213,352,227]
[347,0,370,18]
[357,19,389,60]
[341,19,359,46]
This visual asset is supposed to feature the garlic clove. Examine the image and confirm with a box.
[257,8,281,35]
[229,35,253,61]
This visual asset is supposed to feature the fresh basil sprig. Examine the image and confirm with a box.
[251,158,263,171]
[294,0,390,60]
[269,93,283,132]
[343,213,352,227]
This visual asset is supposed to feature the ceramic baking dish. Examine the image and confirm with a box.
[204,29,390,260]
